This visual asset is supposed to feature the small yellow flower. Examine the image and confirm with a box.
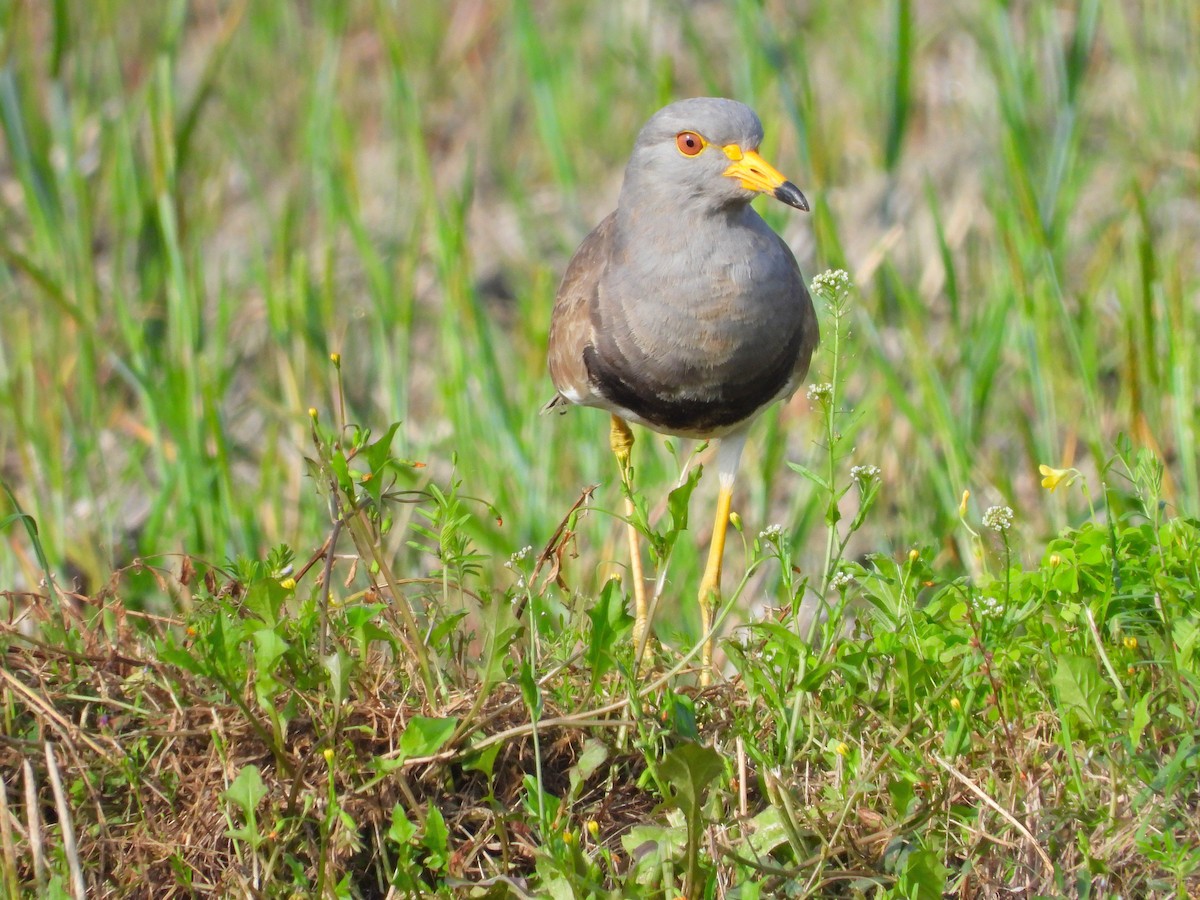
[308,407,318,420]
[587,820,599,838]
[330,352,341,366]
[323,748,334,764]
[562,830,575,845]
[1123,636,1138,651]
[833,741,849,757]
[950,697,961,711]
[1039,464,1072,492]
[958,490,970,518]
[729,511,742,531]
[279,577,296,591]
[1049,553,1062,567]
[908,548,919,562]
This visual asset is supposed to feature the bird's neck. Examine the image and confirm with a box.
[613,196,759,262]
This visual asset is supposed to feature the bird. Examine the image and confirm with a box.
[544,97,818,682]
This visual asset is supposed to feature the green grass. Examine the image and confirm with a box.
[1,0,1198,896]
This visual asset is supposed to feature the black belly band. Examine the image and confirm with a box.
[583,343,794,433]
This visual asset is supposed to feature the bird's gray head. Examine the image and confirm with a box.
[621,97,808,214]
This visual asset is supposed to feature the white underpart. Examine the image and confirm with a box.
[715,432,748,489]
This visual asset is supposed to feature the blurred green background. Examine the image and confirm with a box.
[1,0,1197,620]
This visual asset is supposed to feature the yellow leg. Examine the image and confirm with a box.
[696,482,734,686]
[609,415,649,661]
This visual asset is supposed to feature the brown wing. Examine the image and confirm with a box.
[543,212,617,413]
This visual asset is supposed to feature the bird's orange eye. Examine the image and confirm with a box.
[676,131,705,156]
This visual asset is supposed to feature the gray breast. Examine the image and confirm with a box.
[584,215,809,435]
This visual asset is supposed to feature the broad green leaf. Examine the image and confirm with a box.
[388,804,417,845]
[661,692,699,741]
[244,578,288,626]
[744,806,790,857]
[896,847,949,900]
[344,603,387,629]
[329,448,353,496]
[621,823,687,880]
[665,465,701,537]
[429,609,470,649]
[364,421,401,473]
[252,627,288,674]
[1052,654,1108,729]
[567,738,608,804]
[223,765,266,817]
[659,741,724,831]
[585,577,633,682]
[422,804,449,870]
[1128,693,1151,750]
[889,775,918,818]
[461,742,502,781]
[322,649,351,708]
[158,640,207,677]
[942,711,970,758]
[398,716,459,760]
[1172,616,1198,664]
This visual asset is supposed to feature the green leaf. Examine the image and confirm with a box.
[1172,616,1198,664]
[252,627,288,674]
[429,609,470,650]
[330,447,354,496]
[665,465,701,536]
[895,847,949,900]
[364,421,401,473]
[744,806,790,857]
[1148,735,1199,797]
[621,823,687,883]
[344,603,386,629]
[359,422,400,505]
[398,716,459,760]
[158,640,207,677]
[1,481,59,607]
[785,461,831,491]
[422,804,449,871]
[647,464,702,562]
[585,578,633,683]
[661,692,699,741]
[567,738,608,804]
[889,775,918,818]
[323,649,351,708]
[0,512,34,531]
[519,661,542,719]
[1052,654,1108,729]
[461,741,502,781]
[659,741,724,896]
[223,764,266,818]
[1128,692,1151,751]
[388,804,417,845]
[243,577,288,626]
[942,711,970,758]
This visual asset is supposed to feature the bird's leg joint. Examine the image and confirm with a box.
[609,415,635,466]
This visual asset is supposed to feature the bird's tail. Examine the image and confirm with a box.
[540,393,571,416]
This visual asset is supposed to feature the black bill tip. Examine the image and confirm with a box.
[774,181,810,212]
